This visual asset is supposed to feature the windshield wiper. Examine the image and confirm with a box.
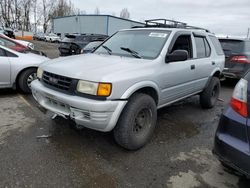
[102,45,112,55]
[120,47,142,59]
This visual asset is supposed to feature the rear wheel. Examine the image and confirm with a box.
[113,93,157,150]
[200,77,220,109]
[18,68,37,94]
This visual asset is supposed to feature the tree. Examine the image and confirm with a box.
[21,0,32,31]
[52,0,75,17]
[42,0,56,33]
[120,8,130,19]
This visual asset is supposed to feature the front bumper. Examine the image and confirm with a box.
[31,80,127,132]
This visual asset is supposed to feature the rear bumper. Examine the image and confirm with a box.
[222,68,243,79]
[31,80,127,132]
[213,135,250,178]
[213,107,250,177]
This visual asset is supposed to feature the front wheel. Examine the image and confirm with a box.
[18,68,37,94]
[113,93,157,150]
[200,77,220,109]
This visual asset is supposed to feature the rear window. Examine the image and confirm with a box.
[209,36,224,55]
[244,41,250,52]
[219,39,244,55]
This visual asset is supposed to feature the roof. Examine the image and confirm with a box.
[53,14,145,25]
[120,27,211,34]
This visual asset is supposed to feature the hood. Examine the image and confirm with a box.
[41,53,152,82]
[20,52,50,63]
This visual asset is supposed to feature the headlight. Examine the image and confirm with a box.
[77,80,112,97]
[37,68,43,79]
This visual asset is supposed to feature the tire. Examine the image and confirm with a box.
[200,77,220,109]
[18,68,37,94]
[113,93,157,150]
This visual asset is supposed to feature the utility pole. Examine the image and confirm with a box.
[247,28,250,39]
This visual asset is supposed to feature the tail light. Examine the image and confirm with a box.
[230,56,250,64]
[230,79,248,117]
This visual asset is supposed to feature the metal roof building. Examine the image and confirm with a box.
[52,15,145,36]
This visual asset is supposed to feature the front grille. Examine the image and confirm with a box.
[42,71,74,92]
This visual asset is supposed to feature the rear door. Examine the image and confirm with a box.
[191,33,215,90]
[0,47,11,87]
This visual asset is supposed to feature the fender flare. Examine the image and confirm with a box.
[121,81,160,100]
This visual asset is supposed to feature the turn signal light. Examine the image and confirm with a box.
[97,83,112,97]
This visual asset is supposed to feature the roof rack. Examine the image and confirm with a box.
[143,19,210,33]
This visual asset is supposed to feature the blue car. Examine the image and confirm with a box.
[213,71,250,178]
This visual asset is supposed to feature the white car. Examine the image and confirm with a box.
[0,45,49,93]
[45,33,60,43]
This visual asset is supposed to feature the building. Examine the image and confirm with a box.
[52,15,145,37]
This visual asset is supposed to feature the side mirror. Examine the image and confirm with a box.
[165,50,188,63]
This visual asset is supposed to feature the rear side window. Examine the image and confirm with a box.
[194,37,210,58]
[209,36,224,55]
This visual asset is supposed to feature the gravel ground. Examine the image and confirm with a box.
[0,41,249,187]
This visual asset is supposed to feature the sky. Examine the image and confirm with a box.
[73,0,250,37]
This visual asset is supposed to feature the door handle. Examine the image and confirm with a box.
[191,65,195,70]
[212,61,215,65]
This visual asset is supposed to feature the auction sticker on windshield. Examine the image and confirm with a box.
[149,32,168,38]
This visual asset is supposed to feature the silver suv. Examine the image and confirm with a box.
[31,20,224,150]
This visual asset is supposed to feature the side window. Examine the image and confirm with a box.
[204,38,211,57]
[0,48,6,57]
[170,35,193,58]
[209,36,224,55]
[6,50,18,57]
[194,37,206,58]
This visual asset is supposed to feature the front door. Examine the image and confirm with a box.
[0,48,11,87]
[158,32,197,106]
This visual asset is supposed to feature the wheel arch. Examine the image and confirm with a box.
[13,66,38,89]
[121,81,160,105]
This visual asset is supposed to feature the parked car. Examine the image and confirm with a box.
[0,34,46,56]
[82,41,103,53]
[219,38,250,79]
[3,28,15,38]
[0,34,27,52]
[58,34,108,56]
[14,39,35,50]
[0,45,49,93]
[0,27,4,34]
[31,19,224,150]
[213,71,250,178]
[45,33,60,43]
[33,32,46,41]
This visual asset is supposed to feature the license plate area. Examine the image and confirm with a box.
[45,97,70,115]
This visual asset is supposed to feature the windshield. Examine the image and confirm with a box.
[95,30,170,59]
